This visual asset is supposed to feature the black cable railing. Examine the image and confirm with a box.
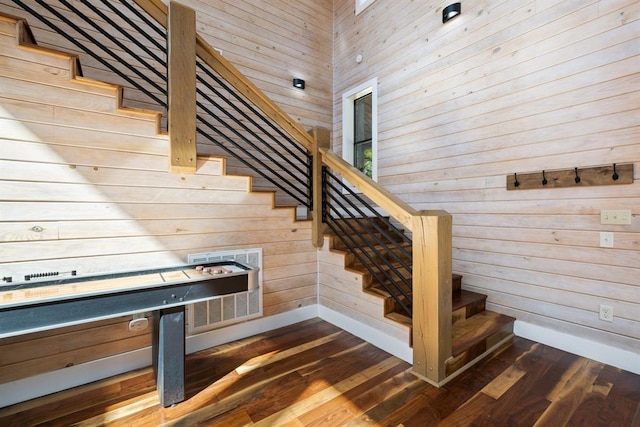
[11,0,168,109]
[322,167,413,317]
[195,60,312,209]
[10,0,313,209]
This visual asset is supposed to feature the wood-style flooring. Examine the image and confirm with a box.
[0,318,638,426]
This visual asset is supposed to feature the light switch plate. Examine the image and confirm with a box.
[601,210,632,225]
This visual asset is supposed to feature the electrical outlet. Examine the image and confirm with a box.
[601,210,632,225]
[599,232,614,248]
[599,304,613,322]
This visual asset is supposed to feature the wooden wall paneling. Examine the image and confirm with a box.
[458,273,640,326]
[333,0,639,362]
[0,5,324,386]
[0,316,151,383]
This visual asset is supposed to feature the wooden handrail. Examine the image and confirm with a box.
[317,142,452,384]
[133,0,314,152]
[319,148,417,228]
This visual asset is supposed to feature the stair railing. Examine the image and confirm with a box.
[318,147,453,385]
[10,0,168,109]
[134,0,314,209]
[10,0,313,209]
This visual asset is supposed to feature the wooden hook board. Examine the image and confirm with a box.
[507,163,634,190]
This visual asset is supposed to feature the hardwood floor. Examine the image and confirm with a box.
[0,318,638,426]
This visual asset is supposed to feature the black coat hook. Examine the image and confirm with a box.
[541,170,548,185]
[574,167,581,184]
[514,173,520,187]
[612,163,619,181]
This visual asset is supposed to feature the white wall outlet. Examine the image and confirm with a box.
[599,304,614,322]
[599,232,614,248]
[601,210,632,225]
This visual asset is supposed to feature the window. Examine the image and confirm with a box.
[343,78,377,180]
[354,93,373,177]
[356,0,376,15]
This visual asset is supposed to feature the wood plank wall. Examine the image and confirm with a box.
[0,0,334,204]
[0,11,319,383]
[331,0,639,354]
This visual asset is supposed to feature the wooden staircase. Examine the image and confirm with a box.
[327,217,515,379]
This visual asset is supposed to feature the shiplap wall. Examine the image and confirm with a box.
[0,0,334,204]
[332,0,639,353]
[0,10,319,382]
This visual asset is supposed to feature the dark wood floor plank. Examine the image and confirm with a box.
[467,342,568,426]
[297,362,412,426]
[246,342,392,422]
[251,356,404,426]
[535,358,604,426]
[568,364,640,427]
[0,319,638,427]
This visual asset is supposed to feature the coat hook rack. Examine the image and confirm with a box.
[507,163,634,190]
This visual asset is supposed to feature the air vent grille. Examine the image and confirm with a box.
[187,249,262,334]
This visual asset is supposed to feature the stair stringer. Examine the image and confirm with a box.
[318,234,411,343]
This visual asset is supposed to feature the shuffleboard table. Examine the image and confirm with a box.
[0,261,259,407]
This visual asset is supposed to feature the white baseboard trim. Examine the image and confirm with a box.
[514,320,640,375]
[0,346,153,409]
[0,305,319,409]
[317,305,413,363]
[186,305,318,354]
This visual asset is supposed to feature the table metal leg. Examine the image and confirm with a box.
[153,306,185,407]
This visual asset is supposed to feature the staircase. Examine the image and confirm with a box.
[3,2,515,387]
[326,218,515,379]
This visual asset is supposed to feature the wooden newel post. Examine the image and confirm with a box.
[311,127,330,248]
[411,210,452,385]
[168,1,197,173]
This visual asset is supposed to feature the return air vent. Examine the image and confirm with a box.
[187,249,262,334]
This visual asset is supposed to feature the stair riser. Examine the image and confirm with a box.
[331,233,406,250]
[446,325,514,376]
[452,298,486,326]
[345,249,411,271]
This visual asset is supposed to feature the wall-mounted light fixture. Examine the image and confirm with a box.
[293,78,305,89]
[442,3,461,23]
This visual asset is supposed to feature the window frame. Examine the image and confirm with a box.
[342,77,378,182]
[356,0,376,15]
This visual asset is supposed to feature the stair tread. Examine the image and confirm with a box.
[384,311,412,327]
[451,311,515,357]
